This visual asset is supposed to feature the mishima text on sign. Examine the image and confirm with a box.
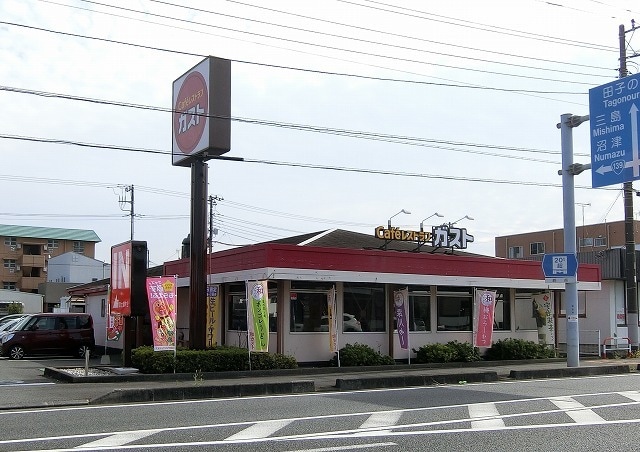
[375,226,474,249]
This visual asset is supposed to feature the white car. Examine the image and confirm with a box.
[320,314,362,332]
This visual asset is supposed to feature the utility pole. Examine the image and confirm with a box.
[118,184,135,241]
[620,24,639,348]
[208,195,223,254]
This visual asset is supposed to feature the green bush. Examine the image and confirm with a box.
[331,343,395,367]
[484,338,556,360]
[7,302,23,315]
[131,346,298,374]
[413,341,481,364]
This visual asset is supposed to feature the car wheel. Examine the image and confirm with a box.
[9,345,25,360]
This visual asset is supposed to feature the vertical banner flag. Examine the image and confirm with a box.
[246,280,269,352]
[473,289,496,347]
[146,276,177,351]
[532,292,555,346]
[328,286,338,353]
[110,242,132,316]
[394,288,409,350]
[206,284,221,348]
[106,286,123,342]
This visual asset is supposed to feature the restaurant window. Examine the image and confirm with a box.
[289,281,334,333]
[436,286,472,331]
[343,283,385,332]
[492,288,511,331]
[530,242,545,255]
[406,286,430,332]
[558,291,587,317]
[515,289,549,330]
[228,282,278,332]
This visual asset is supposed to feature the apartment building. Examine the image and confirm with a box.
[1,224,101,293]
[494,220,640,259]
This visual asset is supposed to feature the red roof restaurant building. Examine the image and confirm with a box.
[163,229,601,363]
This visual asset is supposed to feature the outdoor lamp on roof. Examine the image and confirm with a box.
[420,212,444,231]
[451,215,474,225]
[388,209,411,228]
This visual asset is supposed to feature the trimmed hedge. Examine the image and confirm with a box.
[413,341,481,364]
[331,343,395,367]
[484,338,556,360]
[131,346,298,374]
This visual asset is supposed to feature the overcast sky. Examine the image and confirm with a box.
[1,0,638,265]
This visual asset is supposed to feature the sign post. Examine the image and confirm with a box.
[542,253,578,284]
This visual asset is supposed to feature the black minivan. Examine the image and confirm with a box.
[0,313,94,360]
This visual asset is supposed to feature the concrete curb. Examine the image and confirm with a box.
[89,380,315,405]
[509,364,631,379]
[335,371,499,390]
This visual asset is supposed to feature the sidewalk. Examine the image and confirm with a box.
[1,357,638,411]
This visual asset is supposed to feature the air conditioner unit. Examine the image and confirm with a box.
[43,267,47,272]
[16,243,21,249]
[10,246,15,251]
[43,245,48,251]
[8,268,14,273]
[15,265,20,271]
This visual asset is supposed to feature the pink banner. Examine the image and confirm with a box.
[473,290,496,347]
[146,276,177,351]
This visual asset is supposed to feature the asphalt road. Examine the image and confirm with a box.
[2,372,640,451]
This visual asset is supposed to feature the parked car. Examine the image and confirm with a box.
[0,313,94,360]
[0,317,25,336]
[319,314,362,332]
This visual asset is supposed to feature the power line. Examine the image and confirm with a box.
[339,0,615,52]
[142,0,612,79]
[0,85,581,160]
[0,132,609,190]
[25,2,607,85]
[216,0,614,71]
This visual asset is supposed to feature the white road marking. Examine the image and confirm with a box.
[75,430,160,449]
[284,443,396,452]
[619,390,640,402]
[224,419,293,441]
[549,396,605,424]
[468,402,505,429]
[359,411,402,429]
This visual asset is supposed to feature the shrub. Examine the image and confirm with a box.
[413,343,456,363]
[484,338,556,360]
[7,302,23,315]
[331,343,395,367]
[446,340,482,362]
[131,346,298,374]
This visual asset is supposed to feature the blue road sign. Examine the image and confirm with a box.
[589,73,640,188]
[542,253,578,284]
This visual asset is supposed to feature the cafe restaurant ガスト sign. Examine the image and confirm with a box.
[375,225,474,249]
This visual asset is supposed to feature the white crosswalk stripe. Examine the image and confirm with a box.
[224,419,293,441]
[75,430,160,449]
[359,412,402,429]
[468,402,505,429]
[549,396,605,424]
